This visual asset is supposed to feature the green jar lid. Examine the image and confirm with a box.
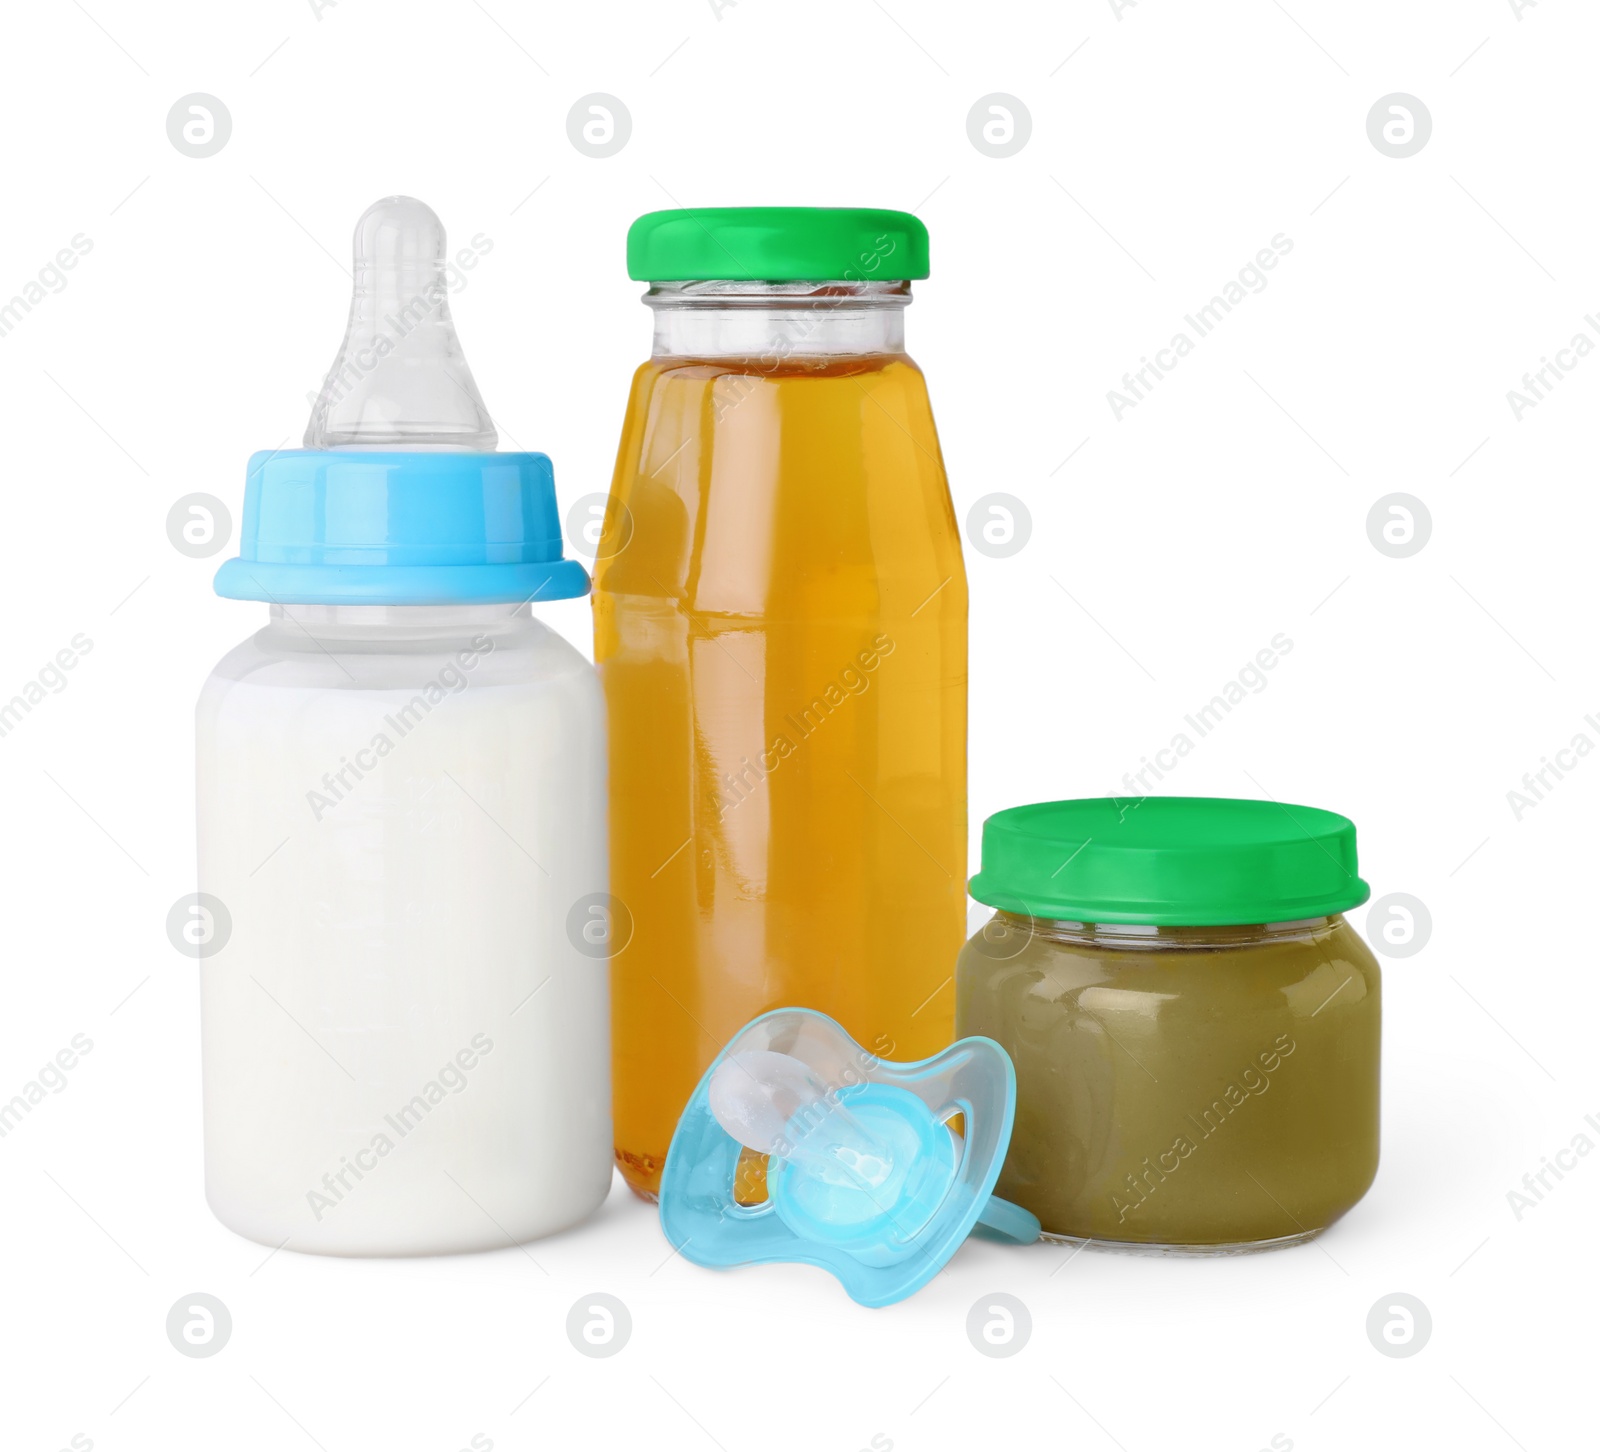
[969,797,1371,927]
[626,207,930,283]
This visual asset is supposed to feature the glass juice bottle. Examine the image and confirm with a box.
[594,208,968,1197]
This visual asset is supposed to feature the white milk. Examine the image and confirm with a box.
[196,604,612,1255]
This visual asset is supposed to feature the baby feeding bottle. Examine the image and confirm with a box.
[197,197,611,1254]
[595,208,968,1198]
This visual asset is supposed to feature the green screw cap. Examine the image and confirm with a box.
[968,797,1371,927]
[626,207,930,283]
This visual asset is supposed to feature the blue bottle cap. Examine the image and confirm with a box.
[213,449,590,605]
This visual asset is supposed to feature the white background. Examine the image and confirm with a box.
[0,1,1593,1449]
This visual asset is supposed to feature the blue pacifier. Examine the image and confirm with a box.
[659,1008,1040,1307]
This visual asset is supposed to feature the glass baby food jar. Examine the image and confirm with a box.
[595,208,968,1198]
[956,797,1380,1253]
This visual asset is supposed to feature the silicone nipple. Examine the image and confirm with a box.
[304,196,496,450]
[710,1050,828,1154]
[710,1051,908,1202]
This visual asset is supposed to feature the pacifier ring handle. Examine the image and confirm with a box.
[974,1194,1041,1245]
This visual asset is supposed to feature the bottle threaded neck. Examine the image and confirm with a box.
[646,279,910,360]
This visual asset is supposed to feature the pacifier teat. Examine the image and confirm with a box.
[710,1050,918,1211]
[709,1050,827,1155]
[662,1009,1040,1307]
[305,195,497,451]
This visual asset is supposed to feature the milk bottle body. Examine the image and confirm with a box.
[197,603,611,1255]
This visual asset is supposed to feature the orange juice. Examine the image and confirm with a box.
[596,316,967,1197]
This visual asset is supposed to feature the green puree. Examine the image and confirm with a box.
[957,913,1381,1247]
